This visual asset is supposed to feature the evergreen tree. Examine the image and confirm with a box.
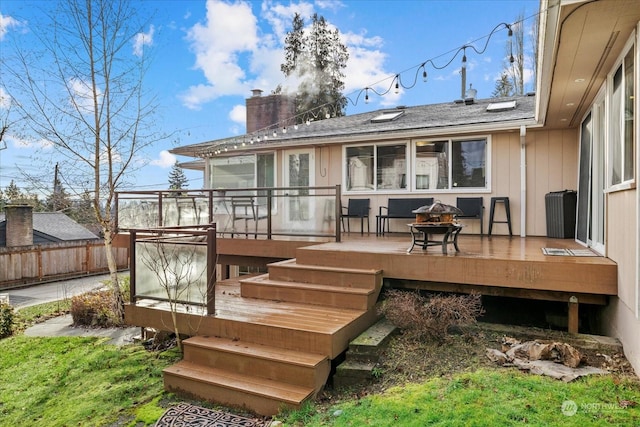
[281,13,349,122]
[168,161,189,190]
[492,72,514,97]
[4,180,22,203]
[46,177,72,212]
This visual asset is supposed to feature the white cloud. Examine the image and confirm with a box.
[229,104,246,125]
[68,77,101,115]
[180,0,392,112]
[7,134,52,150]
[0,13,20,41]
[151,150,177,167]
[133,25,155,57]
[0,87,11,109]
[181,0,260,109]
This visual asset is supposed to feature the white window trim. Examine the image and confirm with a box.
[342,141,410,194]
[605,32,636,192]
[411,135,492,193]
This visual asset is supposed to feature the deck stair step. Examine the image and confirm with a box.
[267,259,382,290]
[181,336,330,390]
[334,318,398,388]
[164,361,313,416]
[164,336,332,416]
[240,274,377,310]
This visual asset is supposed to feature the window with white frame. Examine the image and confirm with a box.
[208,153,274,190]
[345,143,407,191]
[344,138,488,192]
[414,138,488,190]
[608,41,635,188]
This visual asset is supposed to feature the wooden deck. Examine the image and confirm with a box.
[124,231,617,416]
[303,233,617,302]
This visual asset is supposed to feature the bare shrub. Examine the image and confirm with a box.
[379,290,484,342]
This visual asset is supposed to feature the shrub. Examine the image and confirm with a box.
[0,301,15,339]
[71,289,122,327]
[379,290,484,342]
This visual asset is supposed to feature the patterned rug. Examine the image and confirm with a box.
[541,247,599,257]
[155,402,268,427]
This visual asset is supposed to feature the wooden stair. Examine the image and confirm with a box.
[163,257,383,416]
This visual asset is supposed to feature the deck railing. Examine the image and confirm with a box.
[116,185,342,242]
[129,226,217,314]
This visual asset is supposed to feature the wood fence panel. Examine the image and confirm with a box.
[0,240,130,289]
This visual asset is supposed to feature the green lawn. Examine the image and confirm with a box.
[0,335,180,426]
[277,369,640,426]
[2,302,639,426]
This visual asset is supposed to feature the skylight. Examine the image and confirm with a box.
[371,110,405,123]
[486,100,517,112]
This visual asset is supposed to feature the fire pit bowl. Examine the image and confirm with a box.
[412,201,463,224]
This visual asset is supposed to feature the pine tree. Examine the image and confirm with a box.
[281,13,349,122]
[492,72,514,98]
[168,162,189,191]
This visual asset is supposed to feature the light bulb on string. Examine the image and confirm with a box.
[282,126,287,134]
[394,75,400,94]
[365,88,370,104]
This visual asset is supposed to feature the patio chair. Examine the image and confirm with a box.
[456,197,484,235]
[340,198,370,235]
[231,196,267,238]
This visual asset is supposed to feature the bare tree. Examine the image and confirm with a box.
[3,0,162,321]
[508,13,526,96]
[137,230,211,353]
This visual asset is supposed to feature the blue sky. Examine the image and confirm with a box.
[0,0,538,196]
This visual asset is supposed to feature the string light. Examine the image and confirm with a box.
[203,12,541,156]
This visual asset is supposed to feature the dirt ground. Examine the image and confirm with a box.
[318,322,638,403]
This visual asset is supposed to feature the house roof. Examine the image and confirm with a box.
[0,212,99,245]
[537,0,640,129]
[171,95,537,158]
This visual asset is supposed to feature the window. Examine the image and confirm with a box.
[345,143,407,191]
[608,42,635,188]
[208,153,275,190]
[415,138,487,190]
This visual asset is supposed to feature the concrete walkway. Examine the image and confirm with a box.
[2,274,113,309]
[3,273,140,346]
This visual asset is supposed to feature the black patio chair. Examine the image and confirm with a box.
[456,197,484,235]
[340,198,370,235]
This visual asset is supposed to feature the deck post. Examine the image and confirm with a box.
[568,295,579,334]
[129,230,136,304]
[335,185,341,242]
[206,226,217,315]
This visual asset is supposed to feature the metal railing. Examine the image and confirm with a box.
[129,225,217,314]
[116,185,342,242]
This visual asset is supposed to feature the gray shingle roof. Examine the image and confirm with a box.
[0,212,99,243]
[171,95,536,157]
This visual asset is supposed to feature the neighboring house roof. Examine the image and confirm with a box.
[171,95,537,158]
[0,212,99,246]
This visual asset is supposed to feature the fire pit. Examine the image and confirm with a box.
[412,201,463,224]
[408,201,463,254]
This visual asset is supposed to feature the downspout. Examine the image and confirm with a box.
[520,125,527,237]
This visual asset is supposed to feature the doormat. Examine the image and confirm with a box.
[542,248,599,257]
[155,402,268,427]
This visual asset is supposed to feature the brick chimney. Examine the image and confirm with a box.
[245,89,297,133]
[5,205,34,247]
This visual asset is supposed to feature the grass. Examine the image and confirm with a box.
[276,369,640,426]
[2,299,639,426]
[0,335,181,426]
[0,300,182,427]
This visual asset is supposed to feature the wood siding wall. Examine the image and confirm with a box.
[299,129,579,237]
[0,240,129,289]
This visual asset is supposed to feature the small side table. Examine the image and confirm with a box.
[407,223,463,254]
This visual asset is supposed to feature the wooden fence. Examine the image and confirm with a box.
[0,240,129,290]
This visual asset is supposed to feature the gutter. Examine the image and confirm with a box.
[520,125,527,237]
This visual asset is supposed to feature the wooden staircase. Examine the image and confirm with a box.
[163,258,383,416]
